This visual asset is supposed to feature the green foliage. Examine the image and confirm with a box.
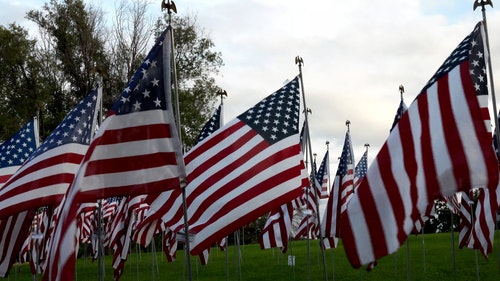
[0,0,224,146]
[0,24,51,139]
[9,232,500,280]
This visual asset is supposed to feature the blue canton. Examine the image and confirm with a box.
[337,132,353,177]
[29,89,99,160]
[316,151,329,183]
[422,23,486,96]
[238,77,300,145]
[196,104,222,145]
[354,150,368,180]
[0,119,37,167]
[113,28,170,115]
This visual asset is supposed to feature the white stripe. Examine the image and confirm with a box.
[425,80,457,195]
[346,183,373,265]
[90,137,178,161]
[97,110,173,132]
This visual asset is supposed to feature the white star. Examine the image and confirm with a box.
[151,78,160,87]
[153,98,162,107]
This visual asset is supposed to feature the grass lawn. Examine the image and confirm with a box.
[7,231,500,280]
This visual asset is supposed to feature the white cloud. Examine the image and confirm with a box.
[2,0,499,172]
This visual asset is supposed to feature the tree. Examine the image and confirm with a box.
[0,24,51,140]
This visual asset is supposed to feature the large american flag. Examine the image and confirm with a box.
[138,77,305,255]
[340,22,499,268]
[321,130,354,249]
[0,118,39,188]
[0,88,101,216]
[44,26,185,281]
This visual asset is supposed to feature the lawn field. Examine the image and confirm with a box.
[7,231,500,280]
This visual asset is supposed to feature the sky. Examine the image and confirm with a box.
[2,0,500,173]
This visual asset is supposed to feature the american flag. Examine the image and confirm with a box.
[0,118,39,187]
[458,191,473,249]
[468,188,498,258]
[340,22,499,268]
[0,88,101,216]
[316,150,330,199]
[139,77,305,256]
[0,118,39,277]
[321,130,354,249]
[259,201,294,252]
[44,26,185,281]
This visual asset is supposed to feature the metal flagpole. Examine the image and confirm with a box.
[296,56,329,281]
[216,89,230,281]
[473,0,499,274]
[450,210,457,281]
[399,86,411,281]
[161,1,192,281]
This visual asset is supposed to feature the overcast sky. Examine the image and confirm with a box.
[2,0,500,173]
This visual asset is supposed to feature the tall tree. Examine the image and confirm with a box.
[26,0,109,138]
[0,24,50,140]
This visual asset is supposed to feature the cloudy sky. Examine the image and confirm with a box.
[2,0,500,172]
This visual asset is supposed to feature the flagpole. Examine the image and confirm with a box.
[162,1,193,281]
[326,141,336,281]
[295,56,329,281]
[216,89,230,281]
[473,0,499,274]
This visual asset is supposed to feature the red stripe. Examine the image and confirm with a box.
[0,175,12,184]
[78,176,181,202]
[398,108,419,243]
[84,152,177,176]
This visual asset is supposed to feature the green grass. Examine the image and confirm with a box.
[6,231,500,280]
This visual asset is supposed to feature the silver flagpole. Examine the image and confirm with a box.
[473,0,499,274]
[296,56,329,281]
[162,1,192,280]
[216,89,230,281]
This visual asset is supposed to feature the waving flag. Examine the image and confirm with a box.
[353,149,368,190]
[321,130,354,249]
[468,188,498,258]
[0,88,101,216]
[316,151,330,199]
[44,26,186,281]
[0,118,39,188]
[340,22,499,268]
[138,77,305,256]
[458,191,473,248]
